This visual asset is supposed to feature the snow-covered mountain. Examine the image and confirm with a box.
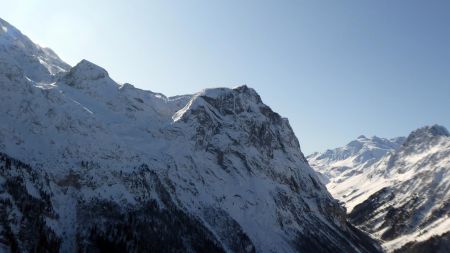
[308,126,450,252]
[0,18,381,253]
[308,135,405,185]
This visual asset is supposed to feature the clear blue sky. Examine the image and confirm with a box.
[2,0,449,154]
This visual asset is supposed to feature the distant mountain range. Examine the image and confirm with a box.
[0,17,381,253]
[308,125,450,252]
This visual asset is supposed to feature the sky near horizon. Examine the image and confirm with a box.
[1,0,449,154]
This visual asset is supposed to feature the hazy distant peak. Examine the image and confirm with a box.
[307,134,404,185]
[408,124,449,139]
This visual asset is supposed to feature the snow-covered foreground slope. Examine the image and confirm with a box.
[308,126,450,252]
[0,18,381,253]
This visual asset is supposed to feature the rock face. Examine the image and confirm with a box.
[308,126,450,252]
[0,18,381,253]
[394,232,450,253]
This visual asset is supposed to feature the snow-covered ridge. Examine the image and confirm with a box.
[0,18,70,82]
[0,17,381,252]
[308,135,405,184]
[309,125,450,252]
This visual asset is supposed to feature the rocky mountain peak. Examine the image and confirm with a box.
[357,135,368,140]
[67,59,109,81]
[403,124,449,145]
[173,85,268,123]
[398,125,450,156]
[61,59,117,91]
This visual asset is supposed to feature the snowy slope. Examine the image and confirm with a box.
[0,18,69,82]
[308,126,450,252]
[0,17,381,253]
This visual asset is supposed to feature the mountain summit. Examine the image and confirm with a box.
[402,124,450,147]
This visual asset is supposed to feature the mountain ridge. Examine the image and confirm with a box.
[308,135,405,185]
[0,17,381,253]
[308,125,450,252]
